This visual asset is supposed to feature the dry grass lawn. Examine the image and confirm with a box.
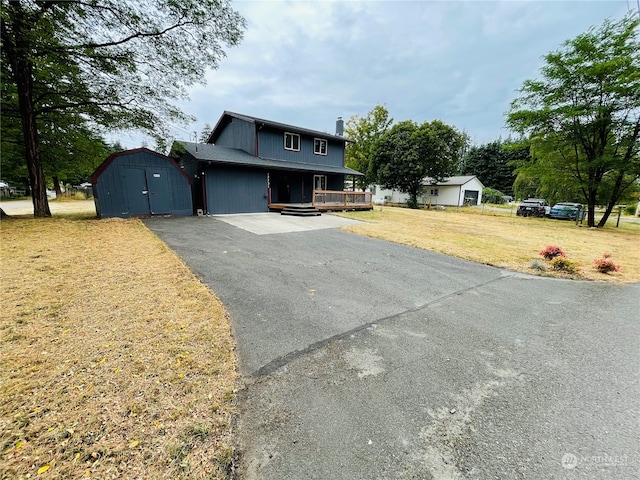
[339,206,640,283]
[1,214,237,479]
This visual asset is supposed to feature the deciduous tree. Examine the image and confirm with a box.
[344,105,393,190]
[507,14,640,227]
[370,120,467,208]
[1,0,246,217]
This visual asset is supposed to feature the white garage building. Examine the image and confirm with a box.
[371,175,485,207]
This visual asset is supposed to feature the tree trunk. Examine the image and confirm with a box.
[585,185,598,227]
[53,176,63,197]
[23,112,51,217]
[407,187,419,209]
[598,170,625,228]
[2,3,51,217]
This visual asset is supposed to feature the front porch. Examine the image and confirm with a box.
[269,190,373,212]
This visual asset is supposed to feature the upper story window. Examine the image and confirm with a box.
[314,138,327,155]
[284,132,300,151]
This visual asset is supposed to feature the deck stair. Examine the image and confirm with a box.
[280,204,321,217]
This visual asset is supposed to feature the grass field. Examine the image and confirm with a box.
[0,214,237,479]
[1,200,637,478]
[339,206,640,283]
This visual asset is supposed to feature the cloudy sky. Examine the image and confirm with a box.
[118,0,634,149]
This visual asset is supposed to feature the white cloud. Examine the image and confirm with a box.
[115,0,633,149]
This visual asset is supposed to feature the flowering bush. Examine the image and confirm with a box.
[593,253,621,274]
[539,245,566,260]
[550,257,578,274]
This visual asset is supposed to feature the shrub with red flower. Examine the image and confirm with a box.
[539,245,566,260]
[593,253,621,274]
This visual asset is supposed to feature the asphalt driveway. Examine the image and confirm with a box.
[145,215,639,479]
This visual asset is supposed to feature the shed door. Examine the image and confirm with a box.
[147,170,171,214]
[124,168,151,216]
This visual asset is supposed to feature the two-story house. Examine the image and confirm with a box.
[171,111,370,215]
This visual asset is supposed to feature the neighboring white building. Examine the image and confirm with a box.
[371,175,485,207]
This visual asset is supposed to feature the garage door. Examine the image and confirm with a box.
[464,190,479,205]
[206,166,268,214]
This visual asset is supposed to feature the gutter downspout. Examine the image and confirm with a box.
[201,166,207,215]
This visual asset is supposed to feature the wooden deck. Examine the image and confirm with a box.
[269,202,373,212]
[269,190,373,212]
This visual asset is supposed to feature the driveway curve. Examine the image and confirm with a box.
[145,215,639,480]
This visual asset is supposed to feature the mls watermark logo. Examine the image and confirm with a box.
[562,452,629,470]
[562,453,578,469]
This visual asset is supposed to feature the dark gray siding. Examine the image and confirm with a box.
[327,175,344,190]
[205,165,267,214]
[214,118,255,154]
[257,127,345,167]
[94,159,128,217]
[94,150,192,218]
[178,151,198,178]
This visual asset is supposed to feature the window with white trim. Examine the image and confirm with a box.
[314,138,327,155]
[430,188,439,196]
[284,132,300,151]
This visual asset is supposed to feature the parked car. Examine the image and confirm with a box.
[516,198,549,217]
[549,202,582,220]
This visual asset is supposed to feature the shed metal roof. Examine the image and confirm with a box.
[207,111,352,144]
[422,175,484,187]
[178,142,363,176]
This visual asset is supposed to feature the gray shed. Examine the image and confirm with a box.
[91,148,193,218]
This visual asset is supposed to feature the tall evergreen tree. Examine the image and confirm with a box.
[459,140,525,196]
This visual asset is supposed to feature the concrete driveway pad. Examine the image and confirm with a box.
[212,212,361,235]
[145,216,640,480]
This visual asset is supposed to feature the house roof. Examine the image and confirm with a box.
[90,147,192,184]
[177,142,363,176]
[207,111,352,144]
[422,175,484,187]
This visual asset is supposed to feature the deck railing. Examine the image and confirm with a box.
[312,190,372,208]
